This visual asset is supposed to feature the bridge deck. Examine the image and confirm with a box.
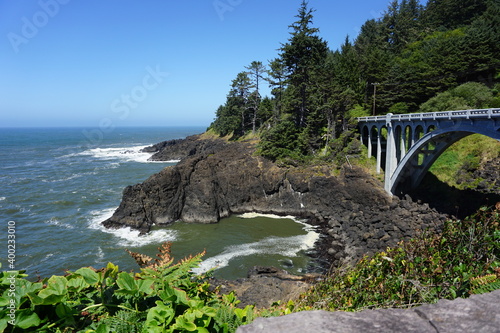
[358,108,500,123]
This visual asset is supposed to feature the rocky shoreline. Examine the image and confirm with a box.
[103,135,448,272]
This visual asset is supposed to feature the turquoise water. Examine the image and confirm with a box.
[0,127,319,280]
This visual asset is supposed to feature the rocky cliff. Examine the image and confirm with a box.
[102,135,447,267]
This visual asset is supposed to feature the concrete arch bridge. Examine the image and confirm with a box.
[357,108,500,195]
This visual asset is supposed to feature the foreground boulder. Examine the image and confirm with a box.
[237,289,500,333]
[103,135,447,266]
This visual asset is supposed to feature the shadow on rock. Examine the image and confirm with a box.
[408,172,500,219]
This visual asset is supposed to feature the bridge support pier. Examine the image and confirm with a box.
[384,114,398,193]
[376,130,382,174]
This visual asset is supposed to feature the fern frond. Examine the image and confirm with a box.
[126,249,154,268]
[470,274,500,295]
[100,310,146,333]
[127,242,206,277]
[470,281,500,295]
[160,250,207,280]
[153,242,175,268]
[471,274,497,286]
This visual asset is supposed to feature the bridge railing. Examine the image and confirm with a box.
[357,108,500,123]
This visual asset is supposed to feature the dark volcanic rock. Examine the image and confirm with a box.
[141,134,228,161]
[469,156,500,195]
[213,266,319,309]
[237,289,500,333]
[103,136,447,266]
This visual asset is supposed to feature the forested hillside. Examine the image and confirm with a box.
[209,0,500,162]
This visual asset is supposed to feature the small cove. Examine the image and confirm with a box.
[0,127,320,280]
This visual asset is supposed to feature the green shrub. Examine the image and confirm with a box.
[257,118,304,163]
[0,243,254,332]
[419,82,496,113]
[389,102,410,114]
[300,206,500,311]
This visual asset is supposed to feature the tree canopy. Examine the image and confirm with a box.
[208,0,499,163]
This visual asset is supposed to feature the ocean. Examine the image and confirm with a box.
[0,127,319,280]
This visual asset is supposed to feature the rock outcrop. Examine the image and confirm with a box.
[142,135,229,162]
[102,135,447,267]
[237,289,500,333]
[463,156,500,194]
[213,266,318,309]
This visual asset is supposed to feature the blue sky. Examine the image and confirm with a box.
[0,0,422,128]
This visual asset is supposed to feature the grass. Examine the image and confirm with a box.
[429,134,500,189]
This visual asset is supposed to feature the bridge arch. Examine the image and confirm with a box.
[391,125,500,195]
[357,109,500,195]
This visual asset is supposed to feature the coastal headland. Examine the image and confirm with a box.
[102,134,448,275]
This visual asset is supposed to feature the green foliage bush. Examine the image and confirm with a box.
[0,244,254,333]
[419,82,497,113]
[389,102,409,114]
[257,118,304,163]
[346,105,370,119]
[300,206,500,311]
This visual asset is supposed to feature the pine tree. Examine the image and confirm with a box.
[279,0,328,128]
[245,61,266,132]
[423,0,488,30]
[209,72,252,137]
[266,58,287,122]
[355,19,394,107]
[229,71,252,135]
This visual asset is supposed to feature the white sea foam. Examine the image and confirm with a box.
[238,212,318,233]
[239,212,298,220]
[78,145,176,164]
[42,173,83,183]
[88,208,177,247]
[46,217,74,229]
[0,197,5,201]
[193,223,320,275]
[95,246,105,263]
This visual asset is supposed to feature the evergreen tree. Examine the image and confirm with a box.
[229,71,252,135]
[245,61,266,132]
[382,0,423,54]
[279,0,329,128]
[266,58,287,122]
[209,72,252,137]
[355,19,394,107]
[258,96,274,128]
[210,104,240,137]
[463,1,500,85]
[383,28,469,111]
[423,0,488,30]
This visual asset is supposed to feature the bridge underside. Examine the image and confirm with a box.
[359,110,500,196]
[390,131,472,196]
